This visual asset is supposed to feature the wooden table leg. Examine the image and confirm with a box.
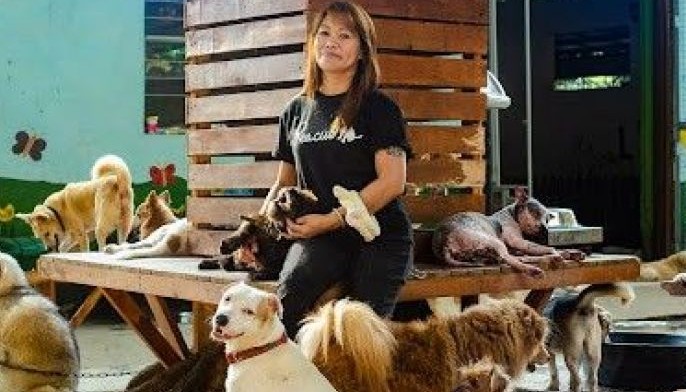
[145,294,190,359]
[192,302,216,352]
[101,288,182,367]
[70,287,104,328]
[525,289,554,313]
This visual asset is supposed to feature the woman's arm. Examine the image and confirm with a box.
[286,147,406,239]
[259,161,297,214]
[358,146,406,214]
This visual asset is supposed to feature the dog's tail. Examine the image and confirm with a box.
[298,299,396,392]
[575,282,635,310]
[91,154,134,238]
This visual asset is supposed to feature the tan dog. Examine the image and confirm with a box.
[104,190,188,259]
[211,282,337,392]
[638,251,686,281]
[298,298,548,392]
[543,283,635,392]
[17,154,134,252]
[0,252,80,391]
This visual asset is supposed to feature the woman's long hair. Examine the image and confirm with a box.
[303,1,380,133]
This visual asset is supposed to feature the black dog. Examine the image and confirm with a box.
[198,187,321,280]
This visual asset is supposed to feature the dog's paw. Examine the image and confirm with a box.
[103,244,120,254]
[198,258,221,270]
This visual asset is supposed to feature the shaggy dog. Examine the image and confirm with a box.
[543,283,635,392]
[0,252,80,392]
[104,190,188,259]
[298,298,549,392]
[199,186,321,280]
[18,154,134,252]
[210,282,337,392]
[639,251,686,281]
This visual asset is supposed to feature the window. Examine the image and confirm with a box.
[553,26,631,91]
[144,0,185,134]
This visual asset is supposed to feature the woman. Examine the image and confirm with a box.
[262,1,413,337]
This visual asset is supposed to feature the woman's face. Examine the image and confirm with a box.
[314,13,361,77]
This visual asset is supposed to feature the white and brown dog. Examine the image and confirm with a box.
[210,282,337,392]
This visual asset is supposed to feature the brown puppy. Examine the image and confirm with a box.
[298,298,548,392]
[200,187,321,280]
[543,283,635,392]
[135,190,176,240]
[639,251,686,281]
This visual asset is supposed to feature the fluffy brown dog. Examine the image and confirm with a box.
[134,190,176,240]
[298,298,548,392]
[18,154,134,252]
[639,251,686,281]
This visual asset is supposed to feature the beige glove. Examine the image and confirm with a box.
[332,185,380,242]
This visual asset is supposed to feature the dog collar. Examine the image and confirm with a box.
[46,205,65,232]
[225,332,288,365]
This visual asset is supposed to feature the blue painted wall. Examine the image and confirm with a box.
[0,0,186,183]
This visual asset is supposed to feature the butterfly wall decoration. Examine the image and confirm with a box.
[149,163,176,187]
[12,131,46,161]
[0,204,15,223]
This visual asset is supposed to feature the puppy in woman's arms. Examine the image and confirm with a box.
[104,189,188,259]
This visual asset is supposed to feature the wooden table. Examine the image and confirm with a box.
[37,252,640,367]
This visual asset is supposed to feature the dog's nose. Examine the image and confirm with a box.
[215,314,229,327]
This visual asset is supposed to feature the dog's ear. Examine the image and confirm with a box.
[300,189,318,202]
[146,189,157,200]
[513,186,529,204]
[159,190,172,206]
[256,293,283,321]
[239,215,257,225]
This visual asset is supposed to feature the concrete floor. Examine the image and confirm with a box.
[73,282,686,392]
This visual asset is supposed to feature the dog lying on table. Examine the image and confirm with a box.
[298,298,549,392]
[431,186,584,277]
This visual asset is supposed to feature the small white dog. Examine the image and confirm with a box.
[210,282,337,392]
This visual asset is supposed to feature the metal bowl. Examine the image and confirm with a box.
[599,331,686,390]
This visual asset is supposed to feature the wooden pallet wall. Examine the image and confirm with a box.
[185,0,488,255]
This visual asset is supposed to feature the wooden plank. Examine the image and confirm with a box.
[186,0,307,28]
[187,88,301,124]
[145,294,191,359]
[69,287,104,328]
[186,53,304,92]
[192,302,217,351]
[188,125,278,156]
[308,0,488,25]
[36,253,640,304]
[384,89,486,121]
[408,125,484,155]
[407,157,485,186]
[188,162,278,190]
[187,197,265,227]
[403,194,485,223]
[379,55,485,88]
[375,19,488,55]
[101,288,182,367]
[186,15,307,58]
[186,53,484,91]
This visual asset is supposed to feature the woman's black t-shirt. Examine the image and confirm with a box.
[273,89,413,241]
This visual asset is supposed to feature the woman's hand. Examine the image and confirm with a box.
[285,213,340,239]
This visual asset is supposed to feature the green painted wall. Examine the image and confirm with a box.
[0,0,188,237]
